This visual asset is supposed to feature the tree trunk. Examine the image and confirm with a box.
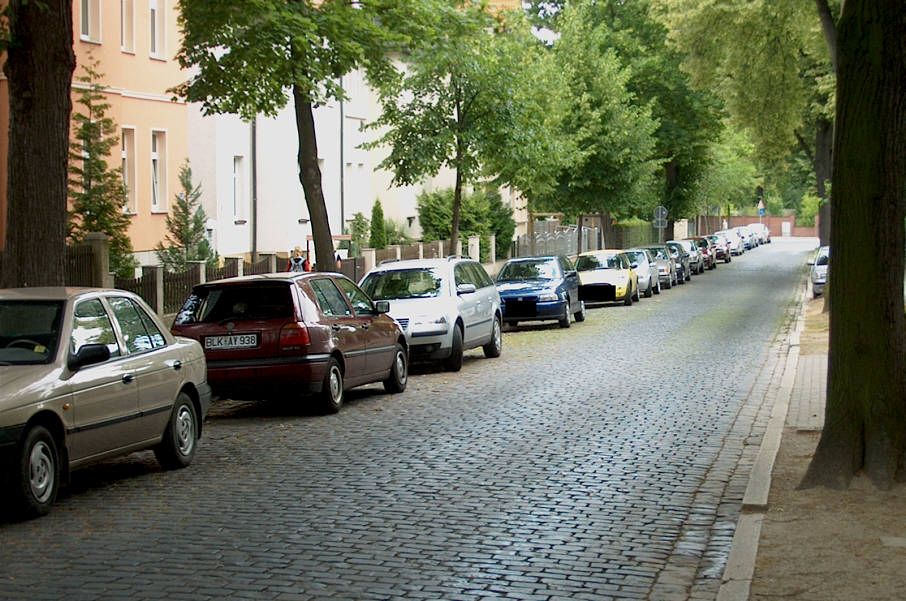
[815,118,833,246]
[800,0,906,490]
[1,0,75,287]
[292,87,335,273]
[451,166,462,256]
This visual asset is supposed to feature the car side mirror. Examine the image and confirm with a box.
[565,270,577,278]
[630,263,638,269]
[456,283,477,295]
[807,260,815,266]
[68,343,110,371]
[374,300,390,314]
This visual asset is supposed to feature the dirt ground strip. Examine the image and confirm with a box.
[749,298,906,601]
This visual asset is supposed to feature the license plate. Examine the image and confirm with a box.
[204,334,258,350]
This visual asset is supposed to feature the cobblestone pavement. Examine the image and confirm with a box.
[0,239,817,601]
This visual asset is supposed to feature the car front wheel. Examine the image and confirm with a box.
[383,345,408,393]
[444,325,464,372]
[154,392,198,470]
[12,425,60,519]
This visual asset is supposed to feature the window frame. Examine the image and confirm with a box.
[150,130,168,213]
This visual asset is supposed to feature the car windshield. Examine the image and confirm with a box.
[174,283,295,324]
[360,268,443,300]
[695,239,708,248]
[624,251,646,265]
[497,259,556,282]
[646,247,670,260]
[576,255,622,271]
[816,252,829,266]
[0,300,63,365]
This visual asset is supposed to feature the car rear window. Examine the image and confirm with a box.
[0,300,63,364]
[174,283,295,324]
[497,259,556,282]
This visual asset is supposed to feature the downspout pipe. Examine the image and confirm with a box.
[251,118,258,261]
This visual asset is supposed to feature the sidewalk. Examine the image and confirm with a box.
[718,294,906,601]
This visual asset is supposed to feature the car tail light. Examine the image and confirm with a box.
[280,321,310,350]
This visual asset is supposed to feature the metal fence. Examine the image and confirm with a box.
[514,225,601,258]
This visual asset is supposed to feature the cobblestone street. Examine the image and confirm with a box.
[0,239,815,601]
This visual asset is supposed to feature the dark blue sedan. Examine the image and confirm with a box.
[495,255,586,328]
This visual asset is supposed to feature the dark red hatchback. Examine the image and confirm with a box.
[171,272,408,413]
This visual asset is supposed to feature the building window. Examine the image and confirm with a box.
[150,131,167,212]
[121,128,136,213]
[149,0,165,58]
[232,156,244,220]
[80,0,101,42]
[121,0,134,53]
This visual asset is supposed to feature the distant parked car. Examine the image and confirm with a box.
[495,255,585,328]
[716,229,745,255]
[672,239,705,274]
[707,234,732,264]
[624,248,661,297]
[640,245,678,289]
[666,241,691,282]
[690,237,717,270]
[575,250,639,305]
[733,226,757,249]
[0,287,211,518]
[808,246,829,298]
[359,257,502,371]
[173,272,408,413]
[748,222,771,244]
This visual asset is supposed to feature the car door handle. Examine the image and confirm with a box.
[332,324,356,332]
[361,323,370,330]
[171,360,182,371]
[122,374,135,384]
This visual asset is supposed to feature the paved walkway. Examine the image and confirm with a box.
[788,354,826,432]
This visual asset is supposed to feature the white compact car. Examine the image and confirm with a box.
[359,257,502,371]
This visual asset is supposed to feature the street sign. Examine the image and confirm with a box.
[653,218,668,229]
[759,208,765,216]
[654,205,668,221]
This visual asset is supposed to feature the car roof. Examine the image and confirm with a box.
[367,257,476,272]
[578,249,623,257]
[0,286,119,301]
[201,272,339,286]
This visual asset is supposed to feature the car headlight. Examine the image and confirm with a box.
[538,292,559,302]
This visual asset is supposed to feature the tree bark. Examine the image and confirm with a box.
[1,0,75,287]
[814,0,839,74]
[292,86,335,273]
[815,118,833,246]
[800,0,906,490]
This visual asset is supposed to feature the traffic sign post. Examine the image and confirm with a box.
[654,206,668,243]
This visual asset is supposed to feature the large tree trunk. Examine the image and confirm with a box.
[292,87,335,273]
[815,118,833,246]
[1,0,74,287]
[801,0,906,490]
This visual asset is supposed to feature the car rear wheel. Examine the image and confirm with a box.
[483,317,503,357]
[575,301,586,322]
[654,280,661,294]
[644,280,653,298]
[444,325,464,372]
[383,345,408,393]
[154,392,198,470]
[12,425,60,519]
[320,358,344,413]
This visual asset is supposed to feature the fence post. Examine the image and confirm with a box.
[225,256,242,277]
[488,235,496,262]
[468,235,480,261]
[188,260,206,285]
[363,248,376,273]
[142,265,165,315]
[418,242,424,259]
[391,244,401,260]
[84,232,114,288]
[455,239,463,257]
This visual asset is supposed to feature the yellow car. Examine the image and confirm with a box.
[575,250,639,306]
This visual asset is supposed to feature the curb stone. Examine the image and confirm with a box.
[716,281,808,601]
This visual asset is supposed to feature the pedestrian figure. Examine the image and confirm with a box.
[287,246,309,272]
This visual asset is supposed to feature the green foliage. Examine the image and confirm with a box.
[348,212,370,256]
[365,4,560,244]
[369,200,387,249]
[691,125,761,216]
[797,192,825,226]
[384,219,414,246]
[155,162,217,272]
[417,187,515,262]
[534,2,662,219]
[67,52,137,278]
